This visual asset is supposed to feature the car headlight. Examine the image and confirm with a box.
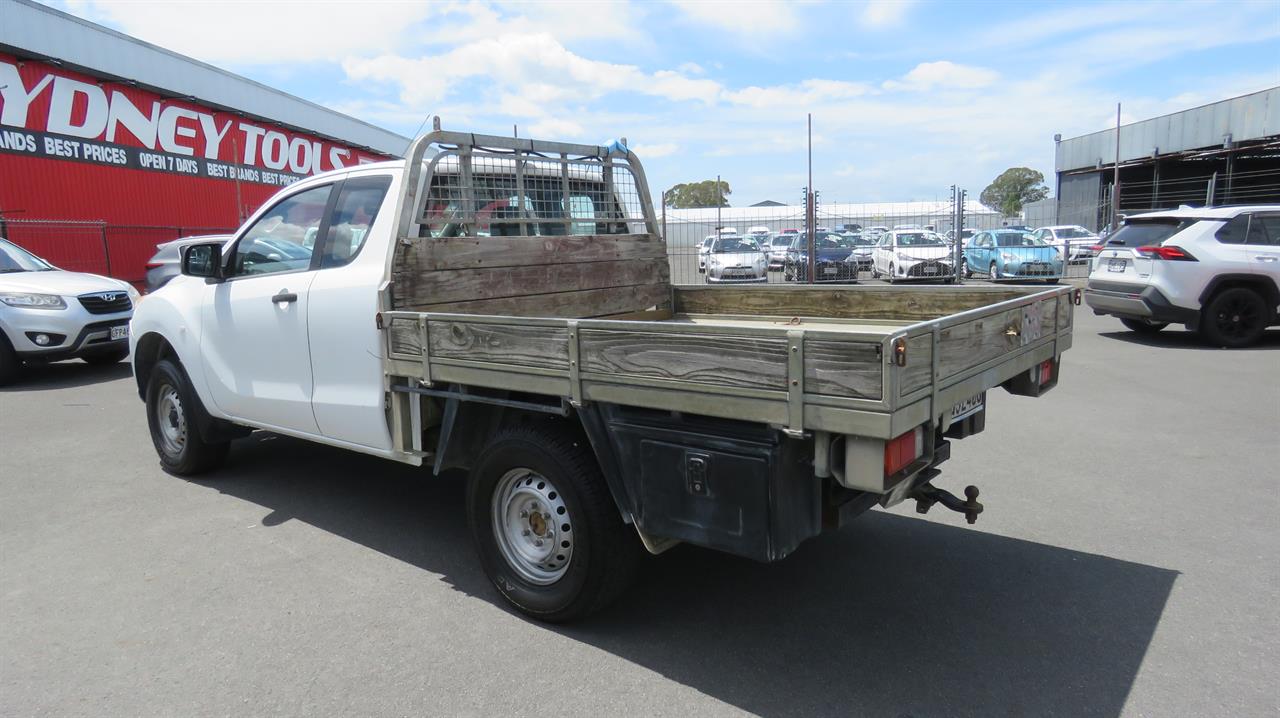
[1001,253,1018,262]
[709,257,722,267]
[0,292,67,310]
[896,251,913,261]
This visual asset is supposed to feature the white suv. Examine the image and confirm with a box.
[1085,206,1280,347]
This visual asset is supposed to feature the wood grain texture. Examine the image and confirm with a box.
[396,258,669,307]
[804,340,882,399]
[900,334,934,395]
[674,285,1031,322]
[396,233,666,272]
[428,321,569,370]
[579,329,788,390]
[388,317,421,356]
[417,283,672,319]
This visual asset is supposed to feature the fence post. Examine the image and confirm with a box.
[99,223,113,277]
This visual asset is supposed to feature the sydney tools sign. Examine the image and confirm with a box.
[0,53,384,186]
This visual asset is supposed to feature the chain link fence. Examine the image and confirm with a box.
[0,219,235,289]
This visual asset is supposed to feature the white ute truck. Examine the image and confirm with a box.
[132,128,1076,622]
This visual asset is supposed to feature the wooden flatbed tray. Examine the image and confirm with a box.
[382,284,1074,440]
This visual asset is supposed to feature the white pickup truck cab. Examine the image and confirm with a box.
[132,127,1075,621]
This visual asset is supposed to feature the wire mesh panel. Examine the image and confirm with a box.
[413,146,651,239]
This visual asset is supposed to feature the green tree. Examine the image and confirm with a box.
[664,180,731,208]
[979,167,1049,217]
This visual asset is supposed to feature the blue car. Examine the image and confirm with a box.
[963,230,1063,283]
[783,231,859,282]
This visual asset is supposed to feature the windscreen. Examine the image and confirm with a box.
[713,237,760,252]
[994,232,1042,247]
[1056,227,1095,239]
[896,232,945,247]
[0,239,54,272]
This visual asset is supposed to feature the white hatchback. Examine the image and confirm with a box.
[1085,205,1280,347]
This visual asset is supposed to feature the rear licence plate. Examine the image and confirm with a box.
[110,325,129,340]
[1107,258,1126,272]
[951,394,983,421]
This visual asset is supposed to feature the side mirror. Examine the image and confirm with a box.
[182,242,224,282]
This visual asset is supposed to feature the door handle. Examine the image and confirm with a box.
[271,291,298,303]
[1255,256,1278,262]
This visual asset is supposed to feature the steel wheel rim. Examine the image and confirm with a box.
[155,384,187,457]
[1215,296,1261,338]
[491,468,573,585]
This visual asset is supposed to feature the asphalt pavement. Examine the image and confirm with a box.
[1,311,1277,717]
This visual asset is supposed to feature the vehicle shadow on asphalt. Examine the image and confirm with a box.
[0,360,132,392]
[1099,328,1280,350]
[205,433,1176,718]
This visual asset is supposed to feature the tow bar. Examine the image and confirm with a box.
[912,483,983,524]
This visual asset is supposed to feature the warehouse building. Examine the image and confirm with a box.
[0,0,410,284]
[1054,87,1280,231]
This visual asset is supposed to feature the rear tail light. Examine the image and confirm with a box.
[884,426,924,476]
[144,263,163,270]
[1037,359,1055,385]
[1135,245,1197,261]
[1089,244,1105,253]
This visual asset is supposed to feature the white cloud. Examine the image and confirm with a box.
[860,0,916,28]
[883,61,999,91]
[678,62,705,75]
[527,118,586,138]
[724,79,872,108]
[631,142,679,158]
[65,0,436,64]
[668,0,799,36]
[343,33,721,109]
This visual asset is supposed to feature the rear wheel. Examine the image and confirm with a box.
[1120,318,1168,334]
[0,333,20,386]
[961,258,971,278]
[467,422,640,622]
[1200,287,1267,348]
[146,359,229,475]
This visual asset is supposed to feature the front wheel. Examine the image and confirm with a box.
[1120,318,1168,334]
[990,261,1001,279]
[467,422,640,622]
[1200,287,1267,347]
[0,333,20,386]
[146,359,229,475]
[961,258,971,278]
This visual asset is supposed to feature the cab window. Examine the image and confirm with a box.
[232,185,331,276]
[320,176,392,268]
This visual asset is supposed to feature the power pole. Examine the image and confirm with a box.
[1112,102,1121,231]
[807,113,815,285]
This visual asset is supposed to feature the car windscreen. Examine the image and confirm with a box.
[1105,219,1200,247]
[895,233,945,247]
[713,237,759,252]
[1055,227,1095,239]
[0,239,54,272]
[994,232,1042,247]
[771,236,791,246]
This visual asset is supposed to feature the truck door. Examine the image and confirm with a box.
[200,183,336,435]
[305,174,396,452]
[1247,213,1280,290]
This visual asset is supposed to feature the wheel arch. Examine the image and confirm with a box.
[133,331,177,400]
[1198,274,1280,322]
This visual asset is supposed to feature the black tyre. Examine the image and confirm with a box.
[0,332,20,386]
[467,422,640,622]
[83,347,129,365]
[145,358,229,475]
[1200,287,1268,348]
[990,261,1001,279]
[961,258,971,278]
[1120,318,1168,334]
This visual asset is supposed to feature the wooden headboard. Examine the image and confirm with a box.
[390,233,672,318]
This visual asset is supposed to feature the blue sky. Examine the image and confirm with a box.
[59,0,1280,205]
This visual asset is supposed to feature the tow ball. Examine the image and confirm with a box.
[911,484,984,524]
